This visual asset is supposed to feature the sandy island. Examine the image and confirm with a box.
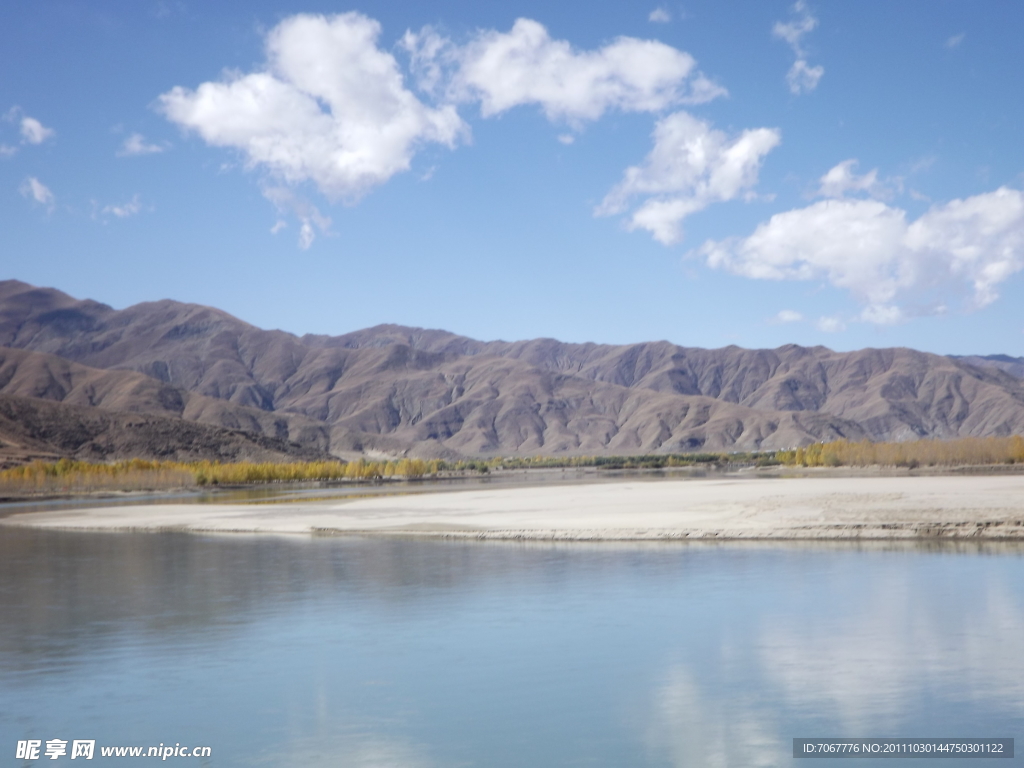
[3,474,1024,540]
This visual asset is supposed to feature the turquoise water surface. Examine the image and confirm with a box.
[1,528,1021,766]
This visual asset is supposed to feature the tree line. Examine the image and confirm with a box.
[2,436,1023,494]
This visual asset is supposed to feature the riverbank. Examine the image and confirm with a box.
[3,474,1024,540]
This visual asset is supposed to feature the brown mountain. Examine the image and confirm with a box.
[0,392,329,467]
[0,345,333,448]
[2,279,1023,459]
[953,354,1024,380]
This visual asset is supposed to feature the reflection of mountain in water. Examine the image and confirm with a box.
[0,530,730,669]
[2,531,1023,766]
[3,532,1022,668]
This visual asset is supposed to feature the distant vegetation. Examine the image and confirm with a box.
[1,455,725,494]
[0,458,432,494]
[2,437,1023,495]
[775,436,1024,469]
[0,459,196,494]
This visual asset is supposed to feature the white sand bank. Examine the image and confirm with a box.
[3,475,1024,539]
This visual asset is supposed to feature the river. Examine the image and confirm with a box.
[1,527,1021,766]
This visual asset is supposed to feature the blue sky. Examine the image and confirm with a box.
[2,0,1023,354]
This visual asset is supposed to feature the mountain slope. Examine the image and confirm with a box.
[953,354,1024,380]
[0,393,328,467]
[0,346,332,451]
[2,279,1024,456]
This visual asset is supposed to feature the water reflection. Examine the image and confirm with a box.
[0,530,1021,766]
[254,729,431,768]
[647,666,785,768]
[757,558,1024,730]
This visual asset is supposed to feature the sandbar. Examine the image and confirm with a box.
[3,474,1024,539]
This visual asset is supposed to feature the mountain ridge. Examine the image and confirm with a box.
[2,279,1023,460]
[0,391,330,467]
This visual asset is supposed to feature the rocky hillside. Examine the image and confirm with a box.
[953,354,1024,380]
[0,393,328,467]
[2,279,1023,459]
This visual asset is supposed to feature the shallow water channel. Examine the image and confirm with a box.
[1,525,1021,766]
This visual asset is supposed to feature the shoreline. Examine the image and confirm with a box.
[2,461,1022,505]
[3,474,1024,541]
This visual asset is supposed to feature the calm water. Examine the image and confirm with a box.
[0,528,1022,767]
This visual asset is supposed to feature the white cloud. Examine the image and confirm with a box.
[102,195,143,218]
[297,220,316,249]
[816,316,846,332]
[946,33,966,49]
[698,187,1024,323]
[406,18,725,125]
[3,107,54,149]
[158,12,734,245]
[158,13,737,247]
[773,2,824,94]
[118,133,167,156]
[19,115,55,144]
[772,2,817,52]
[649,7,671,23]
[786,59,824,95]
[19,176,55,210]
[859,304,903,325]
[597,111,780,245]
[399,26,452,98]
[774,309,803,323]
[817,159,884,199]
[262,184,332,249]
[160,13,466,202]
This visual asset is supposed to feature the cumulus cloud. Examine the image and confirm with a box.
[773,2,824,94]
[159,12,733,245]
[102,195,143,218]
[597,111,780,244]
[118,133,167,156]
[698,187,1024,323]
[649,7,671,23]
[817,159,885,199]
[160,12,466,203]
[404,18,725,125]
[772,3,817,50]
[19,176,55,211]
[785,59,824,95]
[816,316,846,332]
[774,309,803,323]
[20,116,55,144]
[2,107,55,152]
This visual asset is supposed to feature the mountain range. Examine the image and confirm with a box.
[2,278,1023,464]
